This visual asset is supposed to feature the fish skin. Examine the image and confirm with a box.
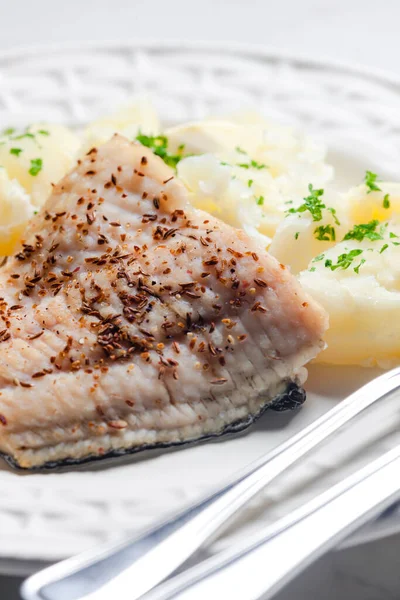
[0,135,328,469]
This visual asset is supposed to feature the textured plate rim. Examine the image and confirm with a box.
[1,38,400,92]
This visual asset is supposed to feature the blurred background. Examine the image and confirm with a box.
[0,0,397,75]
[0,0,399,598]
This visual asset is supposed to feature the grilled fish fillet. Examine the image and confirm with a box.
[0,135,328,469]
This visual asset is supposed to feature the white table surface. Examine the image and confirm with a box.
[1,1,399,598]
[0,0,398,77]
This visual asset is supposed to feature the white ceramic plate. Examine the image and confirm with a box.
[0,41,399,575]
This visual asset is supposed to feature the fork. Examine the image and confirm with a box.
[141,443,400,600]
[21,367,400,600]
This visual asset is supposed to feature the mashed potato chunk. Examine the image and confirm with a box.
[0,124,80,208]
[299,218,400,368]
[269,187,349,274]
[81,99,160,154]
[0,168,33,255]
[174,117,333,244]
[0,124,80,252]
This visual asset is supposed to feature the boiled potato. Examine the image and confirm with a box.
[299,219,400,368]
[0,168,34,254]
[81,99,160,154]
[342,182,400,224]
[0,124,81,208]
[174,118,333,244]
[269,189,349,274]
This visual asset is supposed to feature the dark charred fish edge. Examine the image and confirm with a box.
[2,381,306,471]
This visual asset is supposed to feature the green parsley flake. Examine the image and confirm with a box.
[256,195,264,206]
[364,170,381,193]
[312,253,325,262]
[390,232,398,239]
[295,232,299,240]
[392,242,400,246]
[10,148,22,156]
[135,133,183,169]
[383,194,390,209]
[248,179,253,188]
[235,146,247,155]
[29,158,43,176]
[325,249,363,271]
[309,266,316,272]
[314,224,336,241]
[251,159,267,170]
[2,128,50,149]
[14,132,35,141]
[237,159,267,170]
[327,207,340,226]
[287,184,326,222]
[343,220,384,242]
[380,243,389,254]
[354,258,366,274]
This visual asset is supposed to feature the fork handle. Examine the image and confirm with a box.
[146,444,400,600]
[21,368,400,600]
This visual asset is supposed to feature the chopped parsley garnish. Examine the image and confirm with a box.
[237,159,267,170]
[343,220,384,242]
[295,232,299,240]
[14,132,35,141]
[364,170,381,193]
[248,179,253,188]
[1,128,49,151]
[385,231,399,245]
[29,158,43,176]
[327,207,340,226]
[354,258,366,274]
[380,244,389,254]
[325,249,363,271]
[256,195,264,206]
[312,253,325,262]
[135,133,184,169]
[10,148,22,156]
[235,146,247,154]
[309,266,316,272]
[287,184,326,222]
[252,159,267,170]
[314,224,336,241]
[383,194,390,209]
